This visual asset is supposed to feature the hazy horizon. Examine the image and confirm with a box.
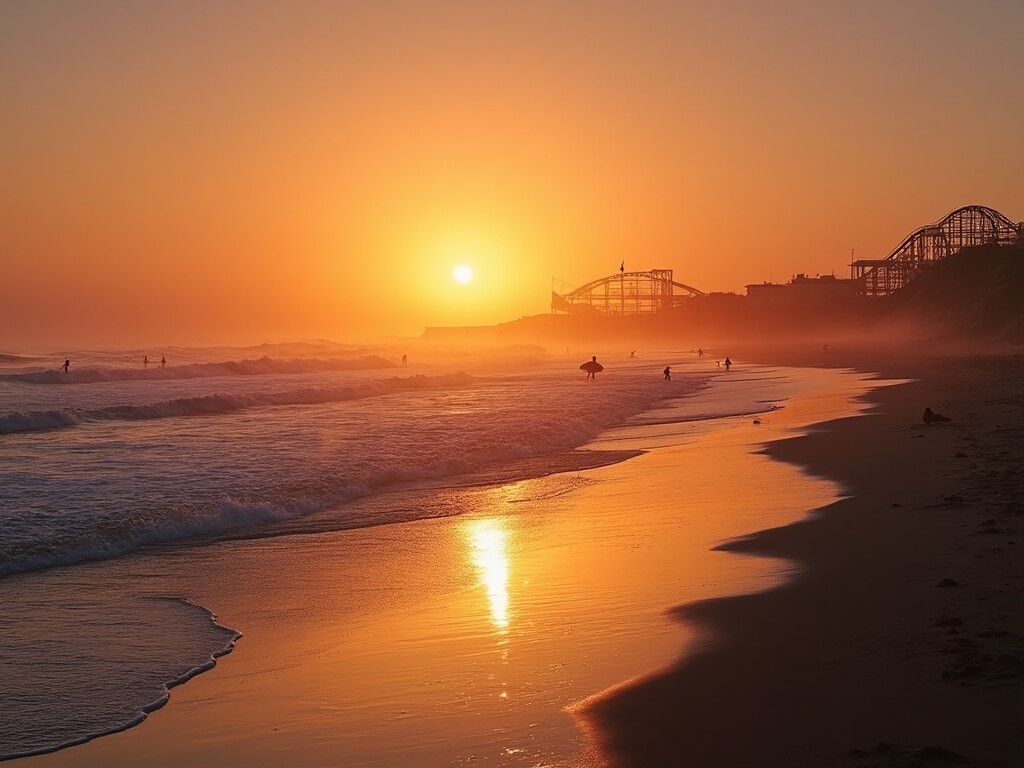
[3,1,1023,348]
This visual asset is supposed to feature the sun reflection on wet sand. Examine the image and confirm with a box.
[466,517,511,632]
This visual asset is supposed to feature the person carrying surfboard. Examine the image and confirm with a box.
[580,355,603,380]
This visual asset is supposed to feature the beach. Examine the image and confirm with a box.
[6,350,1022,767]
[582,347,1024,767]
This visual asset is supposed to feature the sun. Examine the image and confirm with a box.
[453,264,474,284]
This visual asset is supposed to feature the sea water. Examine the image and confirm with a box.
[0,341,794,760]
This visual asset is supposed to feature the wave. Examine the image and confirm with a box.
[0,597,239,761]
[0,352,39,364]
[0,354,397,385]
[0,372,474,435]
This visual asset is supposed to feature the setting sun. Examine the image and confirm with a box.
[453,264,474,284]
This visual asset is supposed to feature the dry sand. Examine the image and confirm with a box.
[580,348,1024,767]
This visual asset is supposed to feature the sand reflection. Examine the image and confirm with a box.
[466,518,511,632]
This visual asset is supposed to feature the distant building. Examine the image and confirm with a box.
[745,274,862,308]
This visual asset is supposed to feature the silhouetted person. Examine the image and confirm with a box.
[629,350,637,358]
[922,407,951,424]
[725,357,732,371]
[581,355,602,380]
[401,354,407,366]
[161,356,166,367]
[663,366,671,381]
[143,355,149,368]
[62,358,70,373]
[698,348,704,357]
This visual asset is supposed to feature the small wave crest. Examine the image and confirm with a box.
[0,409,81,435]
[0,354,397,385]
[0,372,474,435]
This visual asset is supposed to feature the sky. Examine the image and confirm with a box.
[2,0,1023,348]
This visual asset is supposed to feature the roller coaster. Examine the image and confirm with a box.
[852,205,1023,297]
[551,269,705,315]
[551,205,1021,315]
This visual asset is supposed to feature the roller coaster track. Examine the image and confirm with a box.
[852,205,1023,297]
[551,269,704,315]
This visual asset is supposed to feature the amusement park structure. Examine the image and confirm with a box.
[551,269,704,315]
[852,205,1022,297]
[549,205,1021,315]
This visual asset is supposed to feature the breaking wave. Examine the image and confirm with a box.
[0,373,474,435]
[0,355,396,385]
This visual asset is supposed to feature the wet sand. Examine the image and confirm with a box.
[581,348,1024,767]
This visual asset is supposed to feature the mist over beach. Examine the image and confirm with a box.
[2,2,1023,767]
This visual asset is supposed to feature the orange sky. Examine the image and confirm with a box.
[2,1,1022,348]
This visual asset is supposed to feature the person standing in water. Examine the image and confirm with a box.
[143,355,149,368]
[62,358,70,373]
[724,356,732,371]
[663,366,671,381]
[160,356,166,367]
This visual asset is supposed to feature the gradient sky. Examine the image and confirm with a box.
[2,0,1022,347]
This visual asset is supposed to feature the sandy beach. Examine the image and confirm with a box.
[582,348,1024,767]
[14,352,1023,768]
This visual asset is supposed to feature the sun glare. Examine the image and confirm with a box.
[453,264,474,284]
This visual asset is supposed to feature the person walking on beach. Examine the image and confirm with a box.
[663,366,671,381]
[724,357,732,371]
[697,348,704,357]
[62,358,70,373]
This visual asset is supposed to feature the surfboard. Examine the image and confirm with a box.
[580,361,604,373]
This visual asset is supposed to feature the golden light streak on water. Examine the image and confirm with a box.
[466,518,511,632]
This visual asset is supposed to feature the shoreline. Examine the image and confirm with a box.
[12,363,869,767]
[13,354,1017,767]
[580,350,1024,766]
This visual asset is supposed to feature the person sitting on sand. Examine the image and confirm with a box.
[663,366,671,381]
[62,358,70,373]
[922,407,951,424]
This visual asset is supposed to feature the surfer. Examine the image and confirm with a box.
[161,356,166,367]
[629,350,637,359]
[724,356,732,371]
[581,355,602,380]
[663,366,671,381]
[62,358,70,374]
[143,355,149,368]
[401,354,407,366]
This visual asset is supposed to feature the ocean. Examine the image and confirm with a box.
[0,341,813,762]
